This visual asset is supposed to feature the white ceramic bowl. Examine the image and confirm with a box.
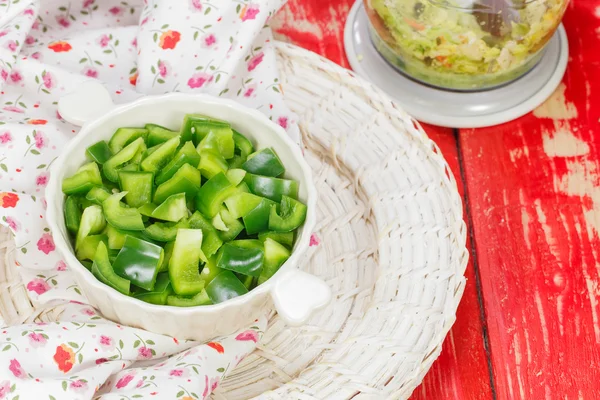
[46,82,331,341]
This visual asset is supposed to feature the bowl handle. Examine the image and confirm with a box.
[270,269,331,326]
[58,81,115,127]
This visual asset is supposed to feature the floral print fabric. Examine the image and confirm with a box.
[0,0,291,397]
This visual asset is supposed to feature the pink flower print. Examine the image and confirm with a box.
[247,52,264,71]
[131,37,138,47]
[138,346,152,359]
[0,30,8,38]
[135,379,144,388]
[97,34,110,48]
[202,375,210,398]
[158,60,169,78]
[0,380,10,399]
[244,85,256,98]
[25,35,35,45]
[99,335,114,349]
[0,69,7,81]
[5,40,17,52]
[31,52,41,60]
[235,330,259,343]
[9,71,22,83]
[70,379,87,392]
[187,72,212,89]
[210,376,220,391]
[42,72,55,89]
[5,216,20,232]
[109,6,123,16]
[9,359,26,379]
[81,308,95,316]
[35,130,47,149]
[3,106,24,113]
[28,332,47,348]
[24,8,34,16]
[56,15,70,28]
[140,17,148,26]
[191,0,202,11]
[83,66,98,78]
[310,233,320,246]
[95,358,108,365]
[32,20,40,30]
[27,278,51,295]
[277,116,289,129]
[83,0,95,7]
[56,260,67,271]
[37,232,55,254]
[169,369,184,377]
[36,172,49,187]
[241,4,260,21]
[115,373,135,389]
[203,34,216,48]
[0,132,12,144]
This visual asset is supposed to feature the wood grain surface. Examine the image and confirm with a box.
[273,0,600,398]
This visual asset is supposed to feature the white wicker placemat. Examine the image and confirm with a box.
[0,42,468,400]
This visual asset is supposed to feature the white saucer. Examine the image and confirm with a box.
[343,1,569,128]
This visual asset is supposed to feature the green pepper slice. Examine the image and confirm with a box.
[140,135,180,173]
[233,130,254,158]
[243,198,276,234]
[168,229,206,296]
[138,203,157,217]
[242,148,285,177]
[105,224,126,250]
[151,193,187,222]
[258,238,291,285]
[258,231,294,248]
[226,169,246,186]
[85,186,111,205]
[86,140,112,164]
[156,141,201,185]
[195,172,237,218]
[269,196,308,232]
[159,241,174,272]
[188,211,223,257]
[166,289,212,307]
[198,150,228,179]
[62,162,103,195]
[76,204,106,250]
[199,256,224,284]
[92,241,130,295]
[205,270,248,304]
[216,207,244,242]
[180,114,212,143]
[223,192,263,219]
[76,234,108,261]
[102,192,145,231]
[192,119,234,158]
[119,171,153,208]
[64,196,82,234]
[146,123,178,147]
[103,137,145,182]
[144,219,189,242]
[108,127,148,154]
[154,163,201,204]
[244,174,299,202]
[134,273,172,305]
[216,243,264,277]
[112,235,164,291]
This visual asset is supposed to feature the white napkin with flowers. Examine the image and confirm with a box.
[0,0,297,398]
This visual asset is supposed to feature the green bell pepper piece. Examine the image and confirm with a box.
[86,140,112,164]
[112,235,164,291]
[199,256,224,284]
[241,274,255,290]
[216,207,244,242]
[146,123,178,147]
[156,141,201,185]
[229,239,263,249]
[166,289,212,307]
[258,231,294,248]
[103,137,145,182]
[80,260,93,270]
[151,193,187,222]
[233,130,254,158]
[102,192,145,231]
[226,169,247,186]
[188,211,223,257]
[216,243,264,277]
[130,140,147,165]
[242,148,285,177]
[62,162,103,195]
[180,114,211,143]
[118,171,154,208]
[195,172,237,218]
[169,229,206,296]
[244,174,299,202]
[76,204,106,250]
[119,163,139,173]
[224,192,266,219]
[258,238,291,285]
[138,203,157,217]
[198,150,228,179]
[154,163,201,204]
[108,127,148,154]
[105,224,127,250]
[76,234,107,261]
[205,270,248,304]
[92,241,130,295]
[86,186,111,205]
[269,196,308,232]
[243,198,276,234]
[140,135,180,173]
[159,241,174,272]
[134,273,172,305]
[145,219,189,242]
[192,119,234,158]
[64,196,82,234]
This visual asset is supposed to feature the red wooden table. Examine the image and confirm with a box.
[273,1,600,398]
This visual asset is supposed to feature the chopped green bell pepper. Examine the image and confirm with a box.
[166,289,211,307]
[192,119,234,158]
[243,198,276,234]
[64,196,82,234]
[180,114,211,143]
[138,203,156,217]
[145,219,189,242]
[258,238,291,284]
[198,150,228,179]
[102,192,145,231]
[62,162,102,195]
[140,135,180,173]
[151,193,187,222]
[92,241,130,295]
[156,141,201,185]
[76,234,107,261]
[199,256,224,284]
[105,224,127,250]
[154,163,201,204]
[258,231,294,248]
[86,140,112,164]
[269,196,307,232]
[85,186,111,205]
[103,137,145,182]
[216,242,264,277]
[146,123,178,147]
[226,169,246,186]
[113,235,164,291]
[188,211,223,257]
[242,148,285,177]
[244,174,299,202]
[119,171,153,208]
[233,130,254,158]
[119,163,139,173]
[130,140,147,165]
[159,241,174,272]
[168,229,206,296]
[216,207,244,242]
[195,172,237,218]
[223,192,263,219]
[76,204,106,249]
[134,272,172,305]
[108,127,148,154]
[205,270,248,304]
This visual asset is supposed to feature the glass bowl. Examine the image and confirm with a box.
[364,0,569,90]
